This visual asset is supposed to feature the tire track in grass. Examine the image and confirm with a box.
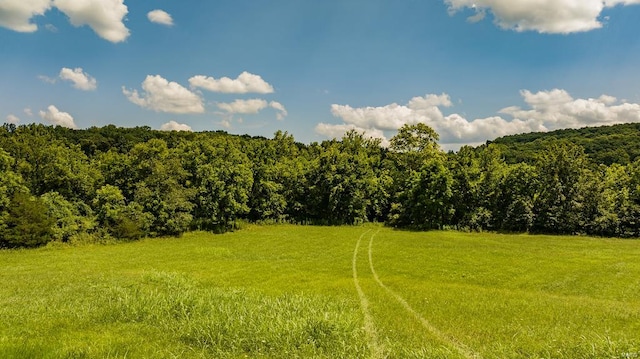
[367,230,481,359]
[352,229,384,359]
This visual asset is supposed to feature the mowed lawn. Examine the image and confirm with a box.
[1,225,639,358]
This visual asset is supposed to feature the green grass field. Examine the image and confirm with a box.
[1,225,639,358]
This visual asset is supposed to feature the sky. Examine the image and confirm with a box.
[2,0,640,150]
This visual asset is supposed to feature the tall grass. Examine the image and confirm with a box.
[1,225,639,358]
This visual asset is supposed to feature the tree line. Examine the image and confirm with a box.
[1,122,639,248]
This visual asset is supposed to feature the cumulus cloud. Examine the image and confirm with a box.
[54,0,129,42]
[39,105,77,128]
[24,108,33,117]
[214,118,231,129]
[216,99,288,120]
[445,0,640,33]
[6,114,20,124]
[319,89,640,149]
[0,0,51,32]
[147,9,173,26]
[499,89,640,129]
[160,121,192,132]
[190,72,275,94]
[123,75,204,114]
[59,67,97,90]
[0,0,129,42]
[269,101,288,120]
[217,99,268,114]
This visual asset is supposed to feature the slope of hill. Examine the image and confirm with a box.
[487,123,640,165]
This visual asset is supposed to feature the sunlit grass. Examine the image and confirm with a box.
[1,225,639,358]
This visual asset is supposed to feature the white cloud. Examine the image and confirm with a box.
[499,89,640,130]
[6,114,20,124]
[24,108,33,117]
[39,105,77,128]
[160,121,192,132]
[330,102,424,131]
[147,9,173,26]
[321,89,640,149]
[0,0,51,33]
[123,75,204,114]
[269,101,288,120]
[38,74,57,84]
[53,0,129,42]
[445,0,640,34]
[189,72,275,94]
[217,99,268,114]
[59,67,97,91]
[0,0,130,42]
[216,99,288,120]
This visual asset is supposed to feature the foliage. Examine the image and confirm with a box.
[308,131,384,225]
[0,192,54,248]
[490,122,640,165]
[129,139,193,236]
[41,192,96,243]
[2,122,640,245]
[93,185,150,240]
[531,142,591,234]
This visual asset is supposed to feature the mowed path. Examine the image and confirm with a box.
[352,229,385,358]
[353,229,481,359]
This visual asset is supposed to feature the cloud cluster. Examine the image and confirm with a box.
[0,0,51,33]
[216,99,288,119]
[318,89,640,149]
[0,0,129,42]
[160,121,192,132]
[147,9,173,26]
[59,67,97,90]
[123,72,287,123]
[445,0,640,33]
[500,89,640,129]
[189,72,275,94]
[122,75,204,114]
[39,105,77,128]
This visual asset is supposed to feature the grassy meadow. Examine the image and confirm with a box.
[1,225,639,358]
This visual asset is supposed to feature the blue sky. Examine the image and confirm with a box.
[2,0,640,149]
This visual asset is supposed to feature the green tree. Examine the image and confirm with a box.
[41,192,96,242]
[390,156,454,229]
[129,139,193,236]
[93,185,150,240]
[0,125,100,201]
[308,131,383,224]
[462,145,506,230]
[387,124,445,228]
[496,163,538,232]
[532,142,591,234]
[0,192,54,248]
[448,146,481,227]
[181,136,253,230]
[0,149,28,238]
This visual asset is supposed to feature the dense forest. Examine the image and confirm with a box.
[1,122,640,248]
[490,123,640,165]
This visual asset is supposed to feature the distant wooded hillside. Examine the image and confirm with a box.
[487,123,640,165]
